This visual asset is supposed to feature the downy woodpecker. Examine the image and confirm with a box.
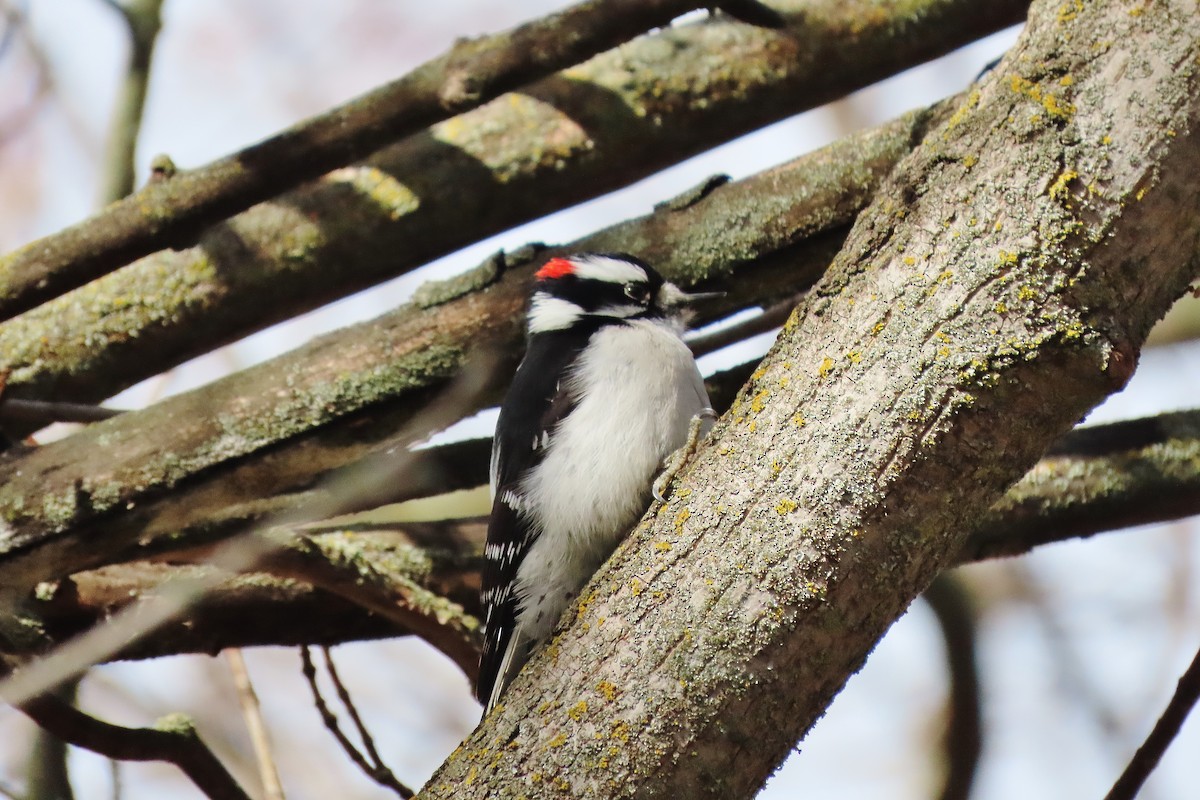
[478,252,716,712]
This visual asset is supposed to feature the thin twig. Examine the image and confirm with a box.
[17,693,250,800]
[687,296,798,358]
[1104,642,1200,800]
[0,0,778,323]
[299,648,414,798]
[99,0,164,203]
[320,647,387,771]
[224,649,284,800]
[0,399,124,424]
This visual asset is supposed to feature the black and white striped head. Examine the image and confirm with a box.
[527,253,710,334]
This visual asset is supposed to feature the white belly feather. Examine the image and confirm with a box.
[513,319,710,640]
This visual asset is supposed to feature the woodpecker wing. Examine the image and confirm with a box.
[478,326,599,707]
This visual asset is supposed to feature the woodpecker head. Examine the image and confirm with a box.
[526,253,718,335]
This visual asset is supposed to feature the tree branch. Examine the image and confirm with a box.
[1,394,1195,666]
[419,1,1200,794]
[1104,641,1200,800]
[0,101,939,588]
[99,0,164,203]
[16,693,251,800]
[0,0,1030,412]
[959,410,1200,563]
[0,0,781,323]
[923,575,981,800]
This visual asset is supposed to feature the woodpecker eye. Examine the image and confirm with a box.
[624,283,650,304]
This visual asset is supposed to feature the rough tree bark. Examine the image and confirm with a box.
[418,0,1200,797]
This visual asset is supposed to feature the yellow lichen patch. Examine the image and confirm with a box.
[994,301,1009,314]
[1049,169,1079,203]
[871,321,886,336]
[942,88,981,136]
[934,331,951,343]
[323,166,420,219]
[1008,74,1076,121]
[997,249,1019,267]
[749,389,769,414]
[1018,285,1038,301]
[654,541,672,552]
[903,256,916,266]
[1057,0,1083,23]
[568,701,588,721]
[963,154,978,168]
[817,357,836,380]
[575,590,599,619]
[792,414,807,427]
[674,508,690,531]
[846,350,862,364]
[611,721,629,743]
[770,460,782,476]
[775,498,797,515]
[630,578,643,597]
[547,733,568,748]
[596,681,617,701]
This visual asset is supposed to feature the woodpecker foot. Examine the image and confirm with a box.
[653,409,718,503]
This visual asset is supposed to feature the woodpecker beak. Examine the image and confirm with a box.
[658,282,725,309]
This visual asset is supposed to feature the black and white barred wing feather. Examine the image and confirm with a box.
[477,331,588,709]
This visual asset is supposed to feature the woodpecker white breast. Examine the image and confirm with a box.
[478,253,714,712]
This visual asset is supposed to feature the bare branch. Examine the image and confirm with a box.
[0,0,780,322]
[1104,642,1200,800]
[300,647,414,799]
[0,104,935,585]
[225,650,284,800]
[98,0,164,203]
[923,575,981,800]
[0,399,122,425]
[0,351,499,706]
[0,0,1030,414]
[16,693,251,800]
[959,410,1200,564]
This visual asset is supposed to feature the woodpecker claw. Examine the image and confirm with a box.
[652,412,716,504]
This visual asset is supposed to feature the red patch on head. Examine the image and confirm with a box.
[535,257,575,281]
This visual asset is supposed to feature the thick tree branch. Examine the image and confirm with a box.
[28,563,406,659]
[16,693,251,800]
[420,1,1200,796]
[0,0,780,322]
[0,103,933,589]
[0,0,1029,412]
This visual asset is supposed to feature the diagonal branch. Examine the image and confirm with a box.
[0,0,778,323]
[1104,641,1200,800]
[0,101,942,588]
[17,693,251,800]
[0,0,1030,413]
[419,0,1200,794]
